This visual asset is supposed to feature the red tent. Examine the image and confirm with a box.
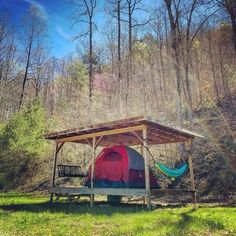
[85,145,159,189]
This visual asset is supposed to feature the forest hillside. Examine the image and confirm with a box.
[0,0,235,199]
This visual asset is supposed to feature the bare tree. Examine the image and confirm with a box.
[0,13,16,83]
[124,0,152,53]
[106,0,123,80]
[206,28,220,100]
[117,0,122,80]
[181,0,218,121]
[122,0,152,107]
[18,5,47,108]
[150,8,168,109]
[163,0,184,124]
[72,0,97,98]
[163,0,219,122]
[31,45,49,97]
[217,0,236,51]
[0,13,17,118]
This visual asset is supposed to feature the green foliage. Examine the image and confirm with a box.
[0,193,236,236]
[0,101,48,188]
[133,41,150,65]
[67,60,88,91]
[0,121,4,132]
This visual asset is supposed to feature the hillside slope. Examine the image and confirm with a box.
[13,94,236,199]
[192,93,236,196]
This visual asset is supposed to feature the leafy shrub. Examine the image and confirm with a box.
[0,100,48,189]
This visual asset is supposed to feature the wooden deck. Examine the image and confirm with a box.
[51,187,195,198]
[51,187,148,197]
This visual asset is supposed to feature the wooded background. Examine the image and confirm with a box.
[0,0,235,197]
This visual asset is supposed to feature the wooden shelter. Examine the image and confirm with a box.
[44,116,205,209]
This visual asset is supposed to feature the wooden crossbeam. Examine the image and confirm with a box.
[132,131,143,144]
[85,138,92,147]
[55,125,146,143]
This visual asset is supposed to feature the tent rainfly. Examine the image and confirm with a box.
[84,145,160,189]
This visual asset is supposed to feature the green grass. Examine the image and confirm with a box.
[0,193,235,236]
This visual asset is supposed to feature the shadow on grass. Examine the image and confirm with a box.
[0,200,229,235]
[0,199,189,216]
[165,208,225,236]
[0,201,147,215]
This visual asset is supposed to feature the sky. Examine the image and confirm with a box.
[0,0,88,58]
[0,0,157,58]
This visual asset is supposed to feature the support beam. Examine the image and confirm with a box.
[90,136,96,207]
[143,127,151,210]
[187,141,196,204]
[140,144,145,204]
[132,131,143,144]
[50,142,64,202]
[95,136,103,148]
[140,144,144,156]
[85,138,92,147]
[55,125,146,143]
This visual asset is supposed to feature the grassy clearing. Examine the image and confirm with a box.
[0,193,235,236]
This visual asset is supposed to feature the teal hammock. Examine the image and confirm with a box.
[155,162,188,178]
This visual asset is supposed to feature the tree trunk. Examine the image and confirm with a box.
[184,48,193,121]
[125,2,132,109]
[89,17,93,98]
[228,5,236,51]
[208,36,219,100]
[164,0,183,125]
[219,46,228,96]
[117,0,121,81]
[194,49,203,104]
[19,43,32,109]
[173,46,183,124]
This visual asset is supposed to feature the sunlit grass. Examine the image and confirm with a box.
[0,192,235,236]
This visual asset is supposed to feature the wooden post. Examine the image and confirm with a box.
[143,127,151,210]
[90,136,96,207]
[187,141,196,204]
[140,144,144,156]
[50,142,64,203]
[140,144,146,205]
